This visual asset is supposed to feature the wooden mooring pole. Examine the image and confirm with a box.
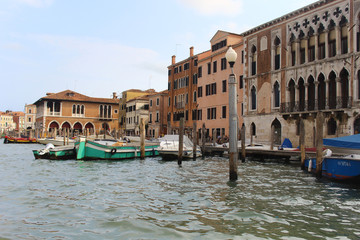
[241,125,246,162]
[178,118,184,165]
[192,122,197,160]
[300,119,306,170]
[140,118,145,159]
[201,123,206,158]
[315,112,324,179]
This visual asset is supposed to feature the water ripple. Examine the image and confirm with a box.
[0,142,359,239]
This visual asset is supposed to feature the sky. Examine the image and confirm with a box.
[0,0,318,111]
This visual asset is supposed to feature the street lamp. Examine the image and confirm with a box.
[225,46,238,181]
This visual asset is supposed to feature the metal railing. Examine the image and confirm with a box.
[280,96,353,113]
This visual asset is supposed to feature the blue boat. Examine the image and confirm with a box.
[305,156,360,181]
[305,134,360,182]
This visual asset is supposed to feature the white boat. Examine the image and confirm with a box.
[157,135,202,160]
[37,137,75,146]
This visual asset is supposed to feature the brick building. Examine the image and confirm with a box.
[167,47,210,135]
[197,31,244,139]
[148,90,168,138]
[33,90,120,135]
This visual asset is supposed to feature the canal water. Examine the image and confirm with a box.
[0,142,359,240]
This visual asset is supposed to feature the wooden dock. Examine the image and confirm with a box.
[203,145,317,161]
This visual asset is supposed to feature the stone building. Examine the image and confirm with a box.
[242,0,360,146]
[33,90,120,136]
[119,89,156,135]
[125,96,150,136]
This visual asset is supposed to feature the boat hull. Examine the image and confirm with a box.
[305,157,360,181]
[158,150,202,160]
[4,136,36,144]
[33,146,76,160]
[75,140,159,160]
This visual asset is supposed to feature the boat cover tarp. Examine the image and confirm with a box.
[158,135,194,148]
[281,138,293,148]
[323,134,360,150]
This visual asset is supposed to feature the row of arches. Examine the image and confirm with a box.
[48,121,111,134]
[286,68,349,112]
[249,116,360,145]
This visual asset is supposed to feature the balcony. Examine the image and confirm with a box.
[280,97,353,114]
[175,102,185,109]
[47,111,61,116]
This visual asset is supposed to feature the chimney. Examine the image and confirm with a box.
[112,92,117,99]
[190,46,194,57]
[172,55,176,65]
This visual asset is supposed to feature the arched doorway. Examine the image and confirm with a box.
[61,122,71,130]
[85,122,95,135]
[298,78,305,111]
[328,71,337,109]
[271,119,282,145]
[73,122,83,135]
[354,118,360,134]
[288,79,295,112]
[318,74,326,110]
[340,68,349,108]
[308,76,315,111]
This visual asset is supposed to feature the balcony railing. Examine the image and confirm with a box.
[47,111,61,116]
[175,102,185,109]
[280,96,353,113]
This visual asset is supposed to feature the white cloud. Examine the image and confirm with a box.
[24,34,167,94]
[14,0,54,8]
[178,0,243,16]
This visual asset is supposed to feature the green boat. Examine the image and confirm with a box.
[33,144,76,160]
[75,137,159,160]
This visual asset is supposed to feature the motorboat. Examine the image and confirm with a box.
[157,135,202,160]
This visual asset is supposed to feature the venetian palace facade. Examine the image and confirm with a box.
[242,0,360,146]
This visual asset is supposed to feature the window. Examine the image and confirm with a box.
[206,83,217,96]
[179,65,182,72]
[300,39,306,64]
[274,37,281,70]
[156,112,159,122]
[198,86,203,97]
[222,80,227,92]
[99,105,112,118]
[308,36,315,62]
[168,97,171,106]
[251,122,256,135]
[193,73,198,84]
[149,113,152,123]
[168,69,171,76]
[251,45,257,76]
[239,75,243,89]
[198,66,202,78]
[329,28,336,57]
[197,109,202,120]
[207,63,211,74]
[319,32,326,60]
[207,107,216,120]
[341,26,348,54]
[156,98,159,106]
[174,67,178,74]
[222,106,226,118]
[184,62,189,70]
[213,61,217,73]
[194,59,198,66]
[327,118,337,135]
[251,86,257,110]
[150,100,153,107]
[221,58,227,70]
[193,91,197,102]
[211,39,227,52]
[273,81,280,108]
[241,50,244,63]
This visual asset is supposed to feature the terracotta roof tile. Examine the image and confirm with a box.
[34,90,119,105]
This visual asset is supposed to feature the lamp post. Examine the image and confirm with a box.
[225,46,238,181]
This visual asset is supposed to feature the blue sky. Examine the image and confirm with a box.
[0,0,317,111]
